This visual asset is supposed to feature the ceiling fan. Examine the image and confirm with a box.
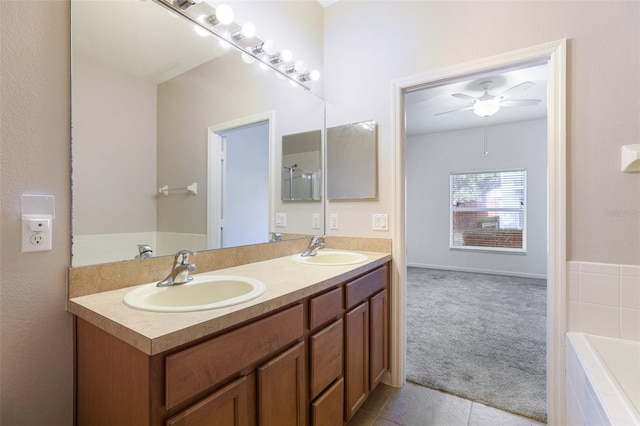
[436,80,541,117]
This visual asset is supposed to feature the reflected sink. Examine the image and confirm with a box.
[292,250,368,266]
[123,275,265,313]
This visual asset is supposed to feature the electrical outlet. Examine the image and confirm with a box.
[312,213,320,229]
[22,215,52,252]
[330,213,339,230]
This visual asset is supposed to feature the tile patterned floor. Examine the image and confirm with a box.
[348,383,546,426]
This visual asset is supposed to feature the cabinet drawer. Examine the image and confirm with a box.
[345,265,388,310]
[311,377,344,426]
[309,319,343,399]
[309,286,343,330]
[165,304,304,409]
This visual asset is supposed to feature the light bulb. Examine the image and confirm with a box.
[473,99,500,117]
[259,62,269,71]
[262,40,278,56]
[219,38,231,49]
[241,23,256,38]
[215,4,234,25]
[309,70,320,81]
[289,80,298,87]
[280,50,293,63]
[241,52,255,64]
[194,15,210,37]
[294,60,307,73]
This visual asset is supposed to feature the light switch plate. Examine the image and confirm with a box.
[372,213,388,231]
[275,212,287,227]
[329,213,339,230]
[312,213,320,229]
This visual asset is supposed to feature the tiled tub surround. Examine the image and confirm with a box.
[568,262,640,341]
[67,239,391,355]
[566,333,640,425]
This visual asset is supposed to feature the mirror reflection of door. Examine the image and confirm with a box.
[211,122,269,248]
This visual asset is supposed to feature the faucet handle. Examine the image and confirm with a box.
[174,250,196,265]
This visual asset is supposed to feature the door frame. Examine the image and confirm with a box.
[207,111,275,249]
[391,40,566,424]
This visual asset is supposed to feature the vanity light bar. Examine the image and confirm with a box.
[162,0,319,89]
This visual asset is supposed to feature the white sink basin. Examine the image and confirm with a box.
[123,275,265,313]
[292,250,368,266]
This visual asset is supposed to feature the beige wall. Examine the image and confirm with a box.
[325,1,640,265]
[0,1,73,425]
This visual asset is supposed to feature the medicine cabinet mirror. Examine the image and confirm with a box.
[326,120,378,200]
[281,130,322,201]
[70,0,325,266]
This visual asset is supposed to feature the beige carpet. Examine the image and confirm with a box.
[405,267,547,423]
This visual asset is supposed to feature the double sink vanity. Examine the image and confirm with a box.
[67,243,391,425]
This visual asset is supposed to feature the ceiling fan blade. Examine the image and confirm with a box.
[451,93,477,102]
[498,81,535,99]
[434,106,474,116]
[500,99,541,107]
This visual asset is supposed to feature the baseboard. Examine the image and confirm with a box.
[407,262,547,280]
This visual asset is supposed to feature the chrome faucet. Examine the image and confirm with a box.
[301,235,325,257]
[135,244,153,260]
[157,250,196,287]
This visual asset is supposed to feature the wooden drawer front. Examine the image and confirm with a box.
[311,377,344,426]
[309,287,343,330]
[345,265,388,310]
[166,304,304,409]
[309,319,343,399]
[165,376,249,426]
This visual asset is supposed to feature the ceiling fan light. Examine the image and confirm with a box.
[473,99,500,117]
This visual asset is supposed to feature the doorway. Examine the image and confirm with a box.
[207,113,274,249]
[390,40,566,424]
[403,63,549,421]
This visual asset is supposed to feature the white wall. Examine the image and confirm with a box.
[407,119,547,278]
[324,1,640,266]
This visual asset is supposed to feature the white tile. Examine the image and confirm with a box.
[620,309,640,341]
[568,302,580,331]
[621,276,640,309]
[581,262,620,276]
[580,303,620,338]
[580,273,620,307]
[621,265,640,277]
[569,271,580,302]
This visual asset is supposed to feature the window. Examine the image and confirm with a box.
[450,170,526,252]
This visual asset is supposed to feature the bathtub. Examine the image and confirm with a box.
[567,332,640,425]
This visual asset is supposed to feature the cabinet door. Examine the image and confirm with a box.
[257,342,305,426]
[344,301,369,420]
[369,289,388,390]
[165,376,248,426]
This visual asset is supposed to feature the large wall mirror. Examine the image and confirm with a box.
[71,0,325,266]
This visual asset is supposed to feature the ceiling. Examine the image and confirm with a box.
[72,0,231,84]
[405,63,548,136]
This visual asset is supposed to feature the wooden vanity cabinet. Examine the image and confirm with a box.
[76,304,305,426]
[344,266,389,421]
[74,261,390,426]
